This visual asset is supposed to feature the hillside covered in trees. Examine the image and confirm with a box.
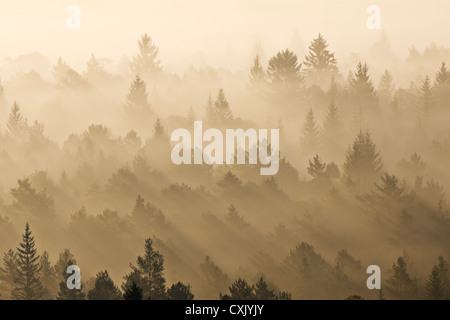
[0,31,450,300]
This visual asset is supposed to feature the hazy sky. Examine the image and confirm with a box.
[0,0,449,73]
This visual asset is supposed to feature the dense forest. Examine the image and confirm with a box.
[0,31,449,300]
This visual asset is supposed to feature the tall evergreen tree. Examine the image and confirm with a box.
[385,257,417,300]
[88,270,122,300]
[125,75,151,111]
[0,249,18,299]
[130,34,162,77]
[167,282,195,300]
[200,256,230,297]
[301,108,320,153]
[434,62,450,109]
[11,223,43,300]
[322,100,343,152]
[249,55,266,88]
[6,101,27,137]
[425,265,444,300]
[220,278,255,300]
[350,62,378,110]
[378,70,395,109]
[303,33,338,87]
[54,249,76,284]
[214,89,233,123]
[435,62,450,86]
[56,260,85,300]
[39,251,58,299]
[343,131,383,186]
[307,155,326,179]
[254,276,275,300]
[436,256,449,299]
[123,282,143,300]
[418,75,433,112]
[122,238,166,300]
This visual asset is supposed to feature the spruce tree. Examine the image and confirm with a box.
[122,237,166,300]
[385,257,417,300]
[220,278,255,300]
[167,282,195,300]
[434,62,450,109]
[11,223,43,300]
[343,131,383,186]
[322,100,343,154]
[0,249,18,299]
[301,108,320,153]
[125,75,151,111]
[249,55,266,88]
[418,75,433,112]
[130,33,162,77]
[378,70,395,109]
[436,256,449,299]
[425,265,444,300]
[39,251,58,299]
[123,282,143,300]
[307,155,326,179]
[435,62,450,86]
[56,260,85,300]
[6,101,27,137]
[88,270,122,300]
[254,277,275,300]
[303,33,338,87]
[267,49,302,86]
[350,62,378,110]
[200,256,230,297]
[214,89,233,123]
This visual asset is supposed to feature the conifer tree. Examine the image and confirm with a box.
[322,100,341,142]
[434,62,450,109]
[0,249,18,299]
[56,260,85,300]
[167,281,195,300]
[343,131,383,185]
[220,278,255,300]
[125,75,151,111]
[200,256,230,297]
[249,55,266,88]
[418,75,433,112]
[267,49,302,86]
[11,223,43,300]
[435,62,450,86]
[123,282,142,300]
[307,155,326,179]
[350,62,378,110]
[88,270,122,300]
[122,238,166,300]
[6,101,27,137]
[131,34,162,77]
[54,249,76,284]
[254,277,275,300]
[425,265,444,300]
[378,70,395,109]
[39,251,58,299]
[303,33,338,87]
[301,108,320,153]
[214,89,233,123]
[385,257,417,299]
[436,256,449,299]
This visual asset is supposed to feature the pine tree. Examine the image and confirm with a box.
[301,108,320,153]
[6,101,27,137]
[220,278,255,300]
[378,70,395,109]
[303,33,338,87]
[0,249,18,299]
[267,49,302,86]
[214,89,233,123]
[343,131,383,186]
[385,257,417,300]
[418,75,433,112]
[151,118,169,143]
[125,75,151,111]
[56,260,85,300]
[350,62,378,110]
[11,223,43,300]
[425,265,444,300]
[130,34,162,77]
[54,249,76,284]
[200,256,230,297]
[122,238,166,300]
[322,100,341,140]
[249,55,266,88]
[39,251,58,299]
[167,282,195,300]
[123,282,143,300]
[436,256,449,299]
[434,62,450,109]
[88,270,122,300]
[307,155,326,179]
[86,53,106,78]
[254,277,275,300]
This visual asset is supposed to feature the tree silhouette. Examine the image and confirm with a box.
[39,251,58,299]
[131,34,162,77]
[220,278,255,300]
[6,101,27,137]
[0,249,18,299]
[56,260,85,300]
[303,33,338,87]
[254,276,275,300]
[249,55,266,88]
[301,108,320,153]
[167,281,195,300]
[88,270,122,300]
[418,75,433,113]
[125,75,151,111]
[349,62,378,111]
[425,265,444,300]
[122,237,166,300]
[385,257,417,300]
[123,282,142,300]
[11,223,43,300]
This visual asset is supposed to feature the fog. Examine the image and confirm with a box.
[0,0,449,300]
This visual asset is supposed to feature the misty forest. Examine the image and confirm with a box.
[0,32,449,300]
